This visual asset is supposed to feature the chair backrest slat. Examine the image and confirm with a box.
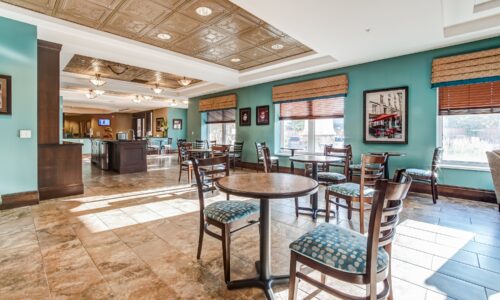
[324,144,352,176]
[432,147,444,171]
[365,171,411,280]
[178,143,192,162]
[233,141,244,153]
[195,140,208,149]
[255,142,266,161]
[262,146,273,173]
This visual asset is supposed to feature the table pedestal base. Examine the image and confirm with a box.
[227,275,289,300]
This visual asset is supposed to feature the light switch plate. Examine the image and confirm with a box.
[20,130,32,139]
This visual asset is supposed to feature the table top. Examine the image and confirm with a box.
[370,152,406,157]
[289,155,342,163]
[188,148,213,153]
[216,173,318,199]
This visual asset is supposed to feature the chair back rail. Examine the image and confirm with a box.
[366,171,412,283]
[192,155,230,212]
[178,143,192,162]
[262,146,273,173]
[255,142,267,161]
[212,145,229,157]
[195,140,208,149]
[324,144,352,177]
[432,147,444,172]
[233,141,244,154]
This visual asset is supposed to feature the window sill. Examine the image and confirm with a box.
[440,164,490,172]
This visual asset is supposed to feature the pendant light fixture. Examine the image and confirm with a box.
[152,83,163,94]
[178,77,192,86]
[90,74,106,87]
[85,89,97,99]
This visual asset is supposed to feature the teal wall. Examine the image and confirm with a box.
[168,107,187,149]
[0,17,38,199]
[188,37,500,190]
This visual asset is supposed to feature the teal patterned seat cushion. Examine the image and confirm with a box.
[204,201,259,224]
[290,223,389,274]
[406,168,435,180]
[317,172,346,182]
[327,183,374,197]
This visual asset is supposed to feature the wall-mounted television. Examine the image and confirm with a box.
[98,119,110,126]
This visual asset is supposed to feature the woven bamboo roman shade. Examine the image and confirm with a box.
[199,94,237,112]
[206,109,236,124]
[439,81,500,115]
[272,74,348,102]
[280,98,344,120]
[431,47,500,87]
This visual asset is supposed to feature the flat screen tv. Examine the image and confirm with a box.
[98,119,110,126]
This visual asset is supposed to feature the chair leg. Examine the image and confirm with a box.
[347,200,352,220]
[197,220,204,259]
[385,244,393,300]
[276,160,280,172]
[359,202,365,235]
[178,167,182,182]
[294,197,299,218]
[288,252,299,300]
[226,193,230,201]
[188,166,192,185]
[221,225,231,283]
[434,180,439,200]
[430,179,437,204]
[325,193,331,223]
[336,198,340,215]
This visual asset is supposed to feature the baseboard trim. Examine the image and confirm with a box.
[236,161,497,204]
[39,183,84,200]
[0,191,39,210]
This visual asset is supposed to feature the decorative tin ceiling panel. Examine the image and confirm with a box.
[64,54,202,89]
[2,0,315,70]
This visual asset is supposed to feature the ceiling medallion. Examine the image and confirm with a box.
[271,43,284,50]
[157,32,172,40]
[230,58,241,63]
[195,6,212,16]
[107,64,128,75]
[152,83,163,94]
[178,77,192,86]
[90,74,106,87]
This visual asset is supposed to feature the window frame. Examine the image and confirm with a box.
[206,122,236,145]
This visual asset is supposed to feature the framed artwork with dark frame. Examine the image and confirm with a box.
[156,117,164,132]
[256,105,270,126]
[363,86,408,144]
[0,75,12,115]
[239,107,251,126]
[173,118,182,130]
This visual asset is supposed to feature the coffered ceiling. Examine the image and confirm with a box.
[2,0,314,70]
[64,54,201,89]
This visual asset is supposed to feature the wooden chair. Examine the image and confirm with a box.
[402,147,443,204]
[255,142,279,172]
[194,140,208,149]
[262,147,300,217]
[289,171,411,300]
[317,145,352,186]
[229,141,244,170]
[212,145,229,157]
[192,156,260,283]
[162,137,173,154]
[146,139,160,155]
[326,154,387,234]
[209,140,217,148]
[178,142,193,184]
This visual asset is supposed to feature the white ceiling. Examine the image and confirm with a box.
[1,0,499,113]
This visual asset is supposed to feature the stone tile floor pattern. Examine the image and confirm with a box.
[0,154,499,299]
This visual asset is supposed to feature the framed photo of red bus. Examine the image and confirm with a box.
[363,86,408,144]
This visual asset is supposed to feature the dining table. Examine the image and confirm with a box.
[289,155,342,219]
[280,147,304,172]
[216,173,318,300]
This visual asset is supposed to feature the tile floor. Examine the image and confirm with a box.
[0,154,499,299]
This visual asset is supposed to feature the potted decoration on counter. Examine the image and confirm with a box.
[160,119,169,138]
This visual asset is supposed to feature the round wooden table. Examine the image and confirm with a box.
[370,152,406,179]
[280,147,304,172]
[289,155,342,219]
[216,173,318,300]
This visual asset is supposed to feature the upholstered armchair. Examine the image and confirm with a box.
[486,150,500,212]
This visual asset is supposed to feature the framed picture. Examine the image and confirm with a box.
[363,86,408,144]
[173,119,182,130]
[0,75,12,115]
[256,105,269,126]
[156,117,164,132]
[239,107,251,126]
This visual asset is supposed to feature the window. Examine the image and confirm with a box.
[438,82,500,166]
[279,98,344,154]
[206,109,236,145]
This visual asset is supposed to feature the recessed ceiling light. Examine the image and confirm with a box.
[271,43,284,50]
[132,95,142,103]
[143,95,153,101]
[157,33,172,40]
[230,58,241,63]
[195,6,212,16]
[95,90,105,96]
[365,28,371,33]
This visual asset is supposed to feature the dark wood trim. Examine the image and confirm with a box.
[0,191,39,210]
[236,161,497,203]
[39,183,84,200]
[37,40,62,51]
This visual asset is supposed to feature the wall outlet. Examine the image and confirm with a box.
[19,130,32,139]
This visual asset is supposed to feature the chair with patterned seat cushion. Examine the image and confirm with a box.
[193,156,259,284]
[229,141,244,170]
[255,142,279,172]
[326,154,387,234]
[289,171,412,300]
[317,145,352,186]
[178,142,193,184]
[402,147,443,204]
